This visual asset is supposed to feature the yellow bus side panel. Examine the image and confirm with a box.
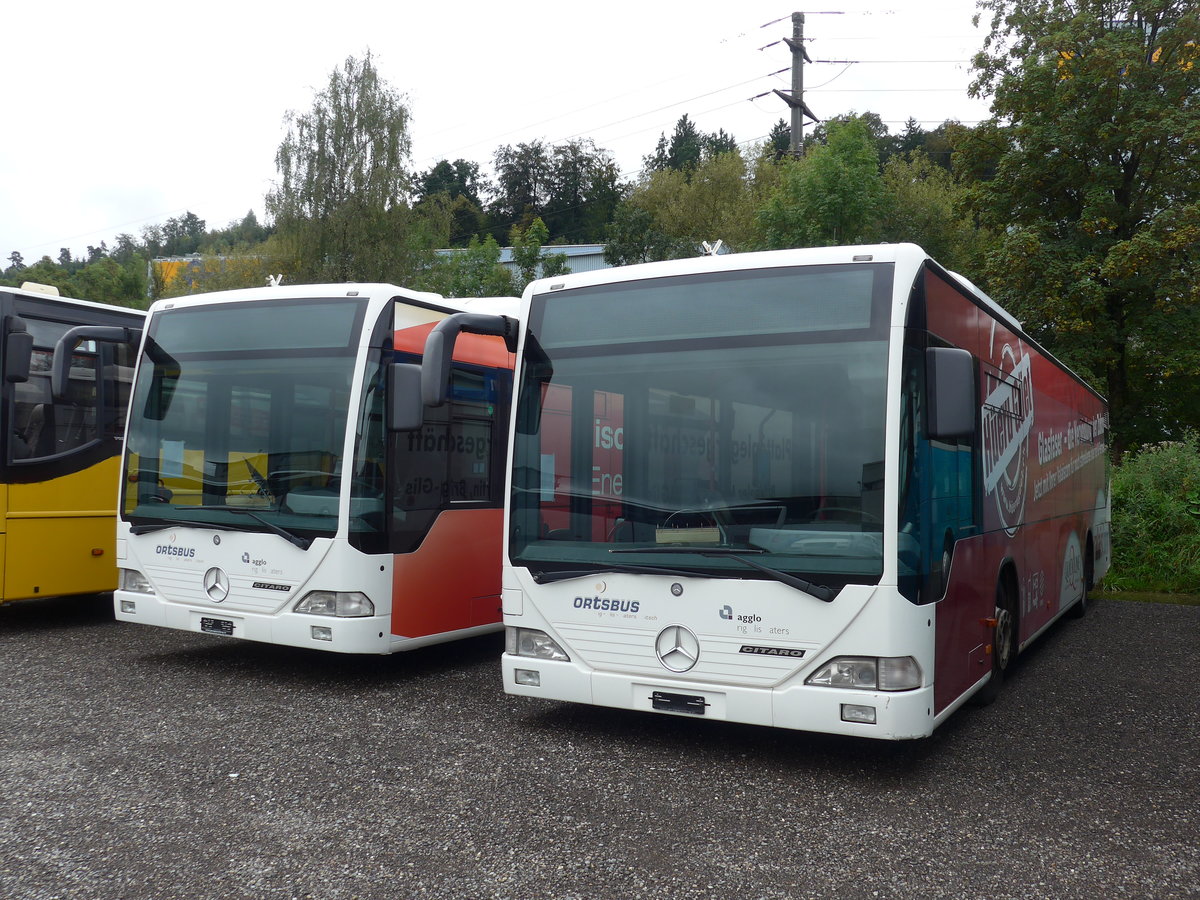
[3,458,121,602]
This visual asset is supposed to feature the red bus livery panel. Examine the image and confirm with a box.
[925,268,1109,712]
[391,321,515,639]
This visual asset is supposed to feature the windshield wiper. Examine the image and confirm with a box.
[531,562,707,584]
[129,517,251,536]
[189,505,313,551]
[610,546,837,602]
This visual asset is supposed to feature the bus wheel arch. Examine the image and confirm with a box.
[976,562,1019,706]
[993,563,1019,674]
[1069,532,1095,619]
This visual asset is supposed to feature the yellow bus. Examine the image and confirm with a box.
[0,283,143,604]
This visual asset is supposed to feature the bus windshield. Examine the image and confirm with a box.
[510,264,892,588]
[122,297,378,543]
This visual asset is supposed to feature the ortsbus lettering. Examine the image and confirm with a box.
[573,596,640,613]
[155,544,196,558]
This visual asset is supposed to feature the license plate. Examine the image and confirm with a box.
[651,690,709,715]
[200,616,235,636]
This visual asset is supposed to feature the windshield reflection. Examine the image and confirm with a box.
[123,299,376,541]
[510,264,891,586]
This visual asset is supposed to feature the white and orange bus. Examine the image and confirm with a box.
[81,283,516,652]
[411,243,1110,738]
[0,283,142,604]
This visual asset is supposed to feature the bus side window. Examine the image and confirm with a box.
[106,339,137,438]
[389,364,502,552]
[8,323,102,463]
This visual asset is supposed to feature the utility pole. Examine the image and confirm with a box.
[772,11,820,154]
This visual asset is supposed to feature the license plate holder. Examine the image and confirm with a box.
[200,616,235,636]
[651,690,709,716]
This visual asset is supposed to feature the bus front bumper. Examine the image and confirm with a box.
[502,654,936,740]
[114,590,393,654]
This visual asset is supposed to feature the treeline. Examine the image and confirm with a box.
[0,109,964,308]
[1,210,272,308]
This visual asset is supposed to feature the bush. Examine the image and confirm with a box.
[1107,432,1200,592]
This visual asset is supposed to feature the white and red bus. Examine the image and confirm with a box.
[411,243,1110,738]
[100,283,516,653]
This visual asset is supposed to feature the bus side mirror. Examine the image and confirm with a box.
[926,347,975,440]
[52,324,140,401]
[421,312,518,408]
[388,363,424,432]
[4,317,32,384]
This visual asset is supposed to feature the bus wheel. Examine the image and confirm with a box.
[1069,537,1094,619]
[975,579,1016,706]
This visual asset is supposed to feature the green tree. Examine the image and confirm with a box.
[638,151,759,250]
[643,114,704,176]
[416,235,514,298]
[806,112,891,161]
[767,118,792,160]
[962,0,1200,452]
[158,253,284,300]
[267,52,432,282]
[5,251,24,275]
[604,204,688,266]
[488,141,551,237]
[607,145,784,264]
[224,211,270,250]
[643,114,739,180]
[162,213,206,256]
[703,128,738,158]
[757,117,886,248]
[509,218,568,294]
[544,139,623,243]
[69,257,147,308]
[416,159,486,208]
[415,159,488,246]
[879,149,984,272]
[140,225,164,259]
[110,234,140,265]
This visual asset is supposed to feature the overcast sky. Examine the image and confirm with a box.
[1,0,994,262]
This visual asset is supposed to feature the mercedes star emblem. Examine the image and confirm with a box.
[203,567,230,603]
[655,624,700,672]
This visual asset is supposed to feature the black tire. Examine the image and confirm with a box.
[1068,538,1094,619]
[975,577,1017,706]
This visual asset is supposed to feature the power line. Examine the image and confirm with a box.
[812,59,971,64]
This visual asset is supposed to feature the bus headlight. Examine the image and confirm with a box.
[293,591,374,617]
[506,627,570,661]
[805,656,922,691]
[119,568,153,594]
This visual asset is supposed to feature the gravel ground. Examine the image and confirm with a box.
[0,594,1195,900]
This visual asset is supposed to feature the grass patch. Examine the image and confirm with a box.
[1095,590,1200,607]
